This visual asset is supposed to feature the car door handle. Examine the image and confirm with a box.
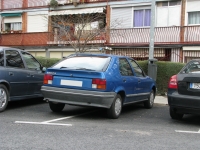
[9,72,13,76]
[123,79,126,82]
[27,74,34,77]
[138,80,141,83]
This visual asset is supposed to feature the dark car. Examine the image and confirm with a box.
[0,46,46,112]
[168,59,200,120]
[41,53,156,119]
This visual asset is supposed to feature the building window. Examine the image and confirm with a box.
[188,11,200,25]
[133,9,151,27]
[161,1,181,7]
[5,22,22,31]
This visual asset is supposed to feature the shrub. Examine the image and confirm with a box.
[36,57,60,68]
[138,61,185,95]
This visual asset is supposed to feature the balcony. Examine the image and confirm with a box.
[0,32,49,47]
[0,0,120,10]
[0,26,200,47]
[107,26,200,46]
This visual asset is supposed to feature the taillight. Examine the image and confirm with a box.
[168,75,177,89]
[92,79,106,90]
[43,74,53,84]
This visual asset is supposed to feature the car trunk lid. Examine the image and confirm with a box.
[46,68,105,90]
[178,73,200,96]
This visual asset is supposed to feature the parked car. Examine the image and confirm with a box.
[168,59,200,120]
[41,53,156,119]
[0,46,46,112]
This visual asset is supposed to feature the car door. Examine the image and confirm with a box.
[20,51,44,95]
[5,49,29,97]
[128,58,151,100]
[119,58,138,103]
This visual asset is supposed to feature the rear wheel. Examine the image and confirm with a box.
[107,94,122,119]
[144,90,154,109]
[0,84,9,112]
[49,102,65,112]
[170,107,184,120]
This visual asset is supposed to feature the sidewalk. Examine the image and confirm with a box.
[154,96,168,105]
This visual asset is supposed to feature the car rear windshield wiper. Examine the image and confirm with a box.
[60,67,68,69]
[75,68,95,71]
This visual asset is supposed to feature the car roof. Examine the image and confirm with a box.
[0,46,23,51]
[68,53,131,59]
[0,46,30,53]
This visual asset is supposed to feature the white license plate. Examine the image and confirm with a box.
[190,83,200,89]
[60,80,82,87]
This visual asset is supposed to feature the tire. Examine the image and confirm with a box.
[0,84,9,112]
[144,90,154,109]
[170,107,184,120]
[49,101,65,112]
[107,94,122,119]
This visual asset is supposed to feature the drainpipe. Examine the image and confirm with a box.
[180,0,186,63]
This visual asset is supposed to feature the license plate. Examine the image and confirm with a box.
[60,80,82,87]
[190,83,200,89]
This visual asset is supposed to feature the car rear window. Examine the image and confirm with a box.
[180,60,200,73]
[52,56,111,71]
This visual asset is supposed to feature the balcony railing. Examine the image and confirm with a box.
[0,26,200,47]
[0,0,120,10]
[0,32,49,46]
[108,26,200,46]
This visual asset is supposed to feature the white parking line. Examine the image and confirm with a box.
[15,110,98,126]
[15,121,72,126]
[42,110,97,123]
[175,129,200,134]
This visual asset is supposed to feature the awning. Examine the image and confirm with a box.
[1,13,22,17]
[49,7,104,16]
[183,46,200,51]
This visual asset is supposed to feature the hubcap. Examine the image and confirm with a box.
[115,98,122,115]
[0,88,7,108]
[149,92,154,105]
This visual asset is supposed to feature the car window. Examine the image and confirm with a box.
[53,56,111,71]
[128,59,144,77]
[6,50,24,68]
[181,60,200,73]
[21,51,41,70]
[0,50,4,66]
[119,58,133,76]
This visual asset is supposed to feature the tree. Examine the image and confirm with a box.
[48,9,108,53]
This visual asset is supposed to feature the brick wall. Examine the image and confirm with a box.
[0,32,49,46]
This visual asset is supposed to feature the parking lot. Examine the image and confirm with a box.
[1,97,200,150]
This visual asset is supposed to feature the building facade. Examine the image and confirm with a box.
[0,0,200,62]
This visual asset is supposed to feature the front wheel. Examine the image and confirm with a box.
[107,94,122,119]
[0,84,9,112]
[170,107,184,120]
[49,102,65,112]
[144,90,154,109]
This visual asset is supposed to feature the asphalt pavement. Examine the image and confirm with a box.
[155,95,168,105]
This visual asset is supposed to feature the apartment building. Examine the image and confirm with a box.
[0,0,200,62]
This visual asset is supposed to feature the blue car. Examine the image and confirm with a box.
[41,53,156,119]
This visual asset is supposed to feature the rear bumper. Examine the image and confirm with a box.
[41,86,116,108]
[168,91,200,115]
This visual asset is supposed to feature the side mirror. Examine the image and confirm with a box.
[42,67,46,72]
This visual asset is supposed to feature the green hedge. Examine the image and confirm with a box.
[36,57,185,95]
[36,57,60,68]
[138,61,185,95]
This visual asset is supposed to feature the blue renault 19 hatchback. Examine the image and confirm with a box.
[41,53,156,119]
